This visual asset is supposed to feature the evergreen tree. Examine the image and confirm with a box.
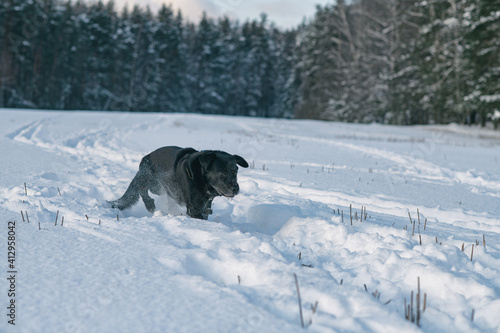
[384,0,427,124]
[154,5,187,113]
[269,28,299,118]
[188,12,220,114]
[465,0,500,126]
[241,15,276,117]
[80,0,117,110]
[1,0,498,127]
[3,0,41,108]
[410,0,470,124]
[295,4,344,120]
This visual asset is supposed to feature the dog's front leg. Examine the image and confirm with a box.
[186,194,210,220]
[186,206,206,220]
[202,198,214,218]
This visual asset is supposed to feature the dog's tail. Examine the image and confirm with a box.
[107,172,142,210]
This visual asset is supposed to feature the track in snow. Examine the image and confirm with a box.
[1,110,499,333]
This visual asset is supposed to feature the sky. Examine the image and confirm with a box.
[106,0,334,29]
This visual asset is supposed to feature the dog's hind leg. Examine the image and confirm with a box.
[108,173,141,210]
[136,155,157,213]
[139,188,156,213]
[109,155,156,211]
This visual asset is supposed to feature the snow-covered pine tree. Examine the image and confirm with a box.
[2,0,41,108]
[153,4,188,113]
[410,0,472,124]
[294,4,345,120]
[268,28,299,119]
[187,12,220,114]
[82,0,117,110]
[464,0,500,126]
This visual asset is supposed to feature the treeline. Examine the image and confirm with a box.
[0,0,297,117]
[296,0,500,126]
[1,0,499,126]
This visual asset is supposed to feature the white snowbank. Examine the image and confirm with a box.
[1,109,499,332]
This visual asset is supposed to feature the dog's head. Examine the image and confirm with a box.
[190,151,249,197]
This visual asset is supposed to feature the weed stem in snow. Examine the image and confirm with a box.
[294,274,304,328]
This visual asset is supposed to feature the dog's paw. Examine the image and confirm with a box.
[107,200,118,209]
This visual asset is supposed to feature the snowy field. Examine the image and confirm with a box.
[1,109,499,333]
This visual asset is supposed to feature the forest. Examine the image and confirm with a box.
[1,0,499,126]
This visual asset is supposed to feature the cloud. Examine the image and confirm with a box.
[103,0,331,28]
[164,0,217,21]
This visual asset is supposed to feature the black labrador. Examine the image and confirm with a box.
[108,146,249,219]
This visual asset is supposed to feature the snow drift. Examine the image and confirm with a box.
[1,109,499,333]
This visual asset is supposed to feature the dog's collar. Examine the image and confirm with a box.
[185,167,194,180]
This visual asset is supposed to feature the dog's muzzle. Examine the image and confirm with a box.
[217,182,239,197]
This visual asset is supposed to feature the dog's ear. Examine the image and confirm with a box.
[234,155,249,168]
[197,152,217,171]
[185,152,214,179]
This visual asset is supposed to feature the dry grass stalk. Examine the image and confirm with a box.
[117,214,119,221]
[350,204,353,225]
[54,210,59,226]
[38,222,41,230]
[57,187,62,196]
[26,211,30,223]
[61,216,64,226]
[404,298,408,319]
[483,234,485,247]
[424,218,427,230]
[293,273,304,328]
[417,209,420,225]
[405,277,424,326]
[311,301,318,314]
[21,211,25,222]
[471,244,474,261]
[411,291,414,322]
[417,277,421,326]
[24,182,27,196]
[85,214,89,220]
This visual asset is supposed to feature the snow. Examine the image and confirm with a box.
[480,94,500,103]
[1,109,499,333]
[493,110,500,121]
[443,18,459,27]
